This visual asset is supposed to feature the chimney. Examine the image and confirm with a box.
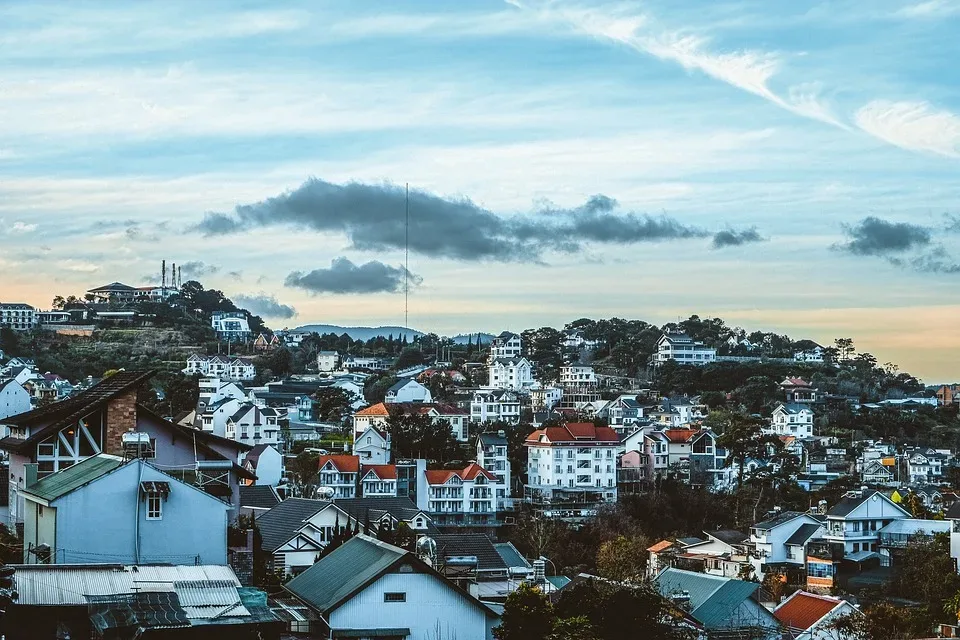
[24,463,38,489]
[104,389,139,455]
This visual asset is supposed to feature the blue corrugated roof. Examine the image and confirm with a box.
[655,568,759,629]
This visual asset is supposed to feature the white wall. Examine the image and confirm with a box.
[331,570,496,640]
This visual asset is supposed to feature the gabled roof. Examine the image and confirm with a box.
[662,429,699,443]
[361,464,397,481]
[239,485,281,510]
[648,540,674,553]
[477,432,507,446]
[655,568,761,629]
[285,534,497,618]
[706,530,748,546]
[0,371,156,453]
[257,498,329,552]
[524,422,620,445]
[774,403,812,415]
[88,282,137,292]
[425,463,496,485]
[22,454,125,502]
[318,455,360,474]
[784,523,822,546]
[354,403,391,417]
[826,490,909,518]
[332,497,427,525]
[774,591,847,632]
[753,511,808,531]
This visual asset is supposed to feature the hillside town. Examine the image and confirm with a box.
[2,283,960,639]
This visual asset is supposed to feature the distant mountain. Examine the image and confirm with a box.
[293,324,424,341]
[450,333,494,345]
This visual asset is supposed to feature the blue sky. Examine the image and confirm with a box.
[1,0,959,379]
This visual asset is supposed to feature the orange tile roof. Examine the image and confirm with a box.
[362,464,397,480]
[774,591,842,631]
[663,429,698,443]
[318,454,360,473]
[648,540,674,553]
[461,462,497,481]
[355,402,390,417]
[425,469,458,484]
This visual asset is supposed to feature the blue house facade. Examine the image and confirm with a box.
[21,454,229,565]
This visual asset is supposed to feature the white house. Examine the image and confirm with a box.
[385,378,432,404]
[318,455,363,498]
[285,535,499,639]
[354,426,391,465]
[317,351,339,372]
[655,333,717,366]
[242,443,284,486]
[0,303,38,331]
[524,422,620,506]
[184,355,255,381]
[477,431,512,509]
[767,403,815,438]
[210,311,252,342]
[0,378,32,425]
[529,383,563,411]
[197,397,243,436]
[224,403,282,446]
[487,357,534,391]
[794,346,825,363]
[470,389,522,424]
[823,489,910,558]
[774,591,860,640]
[490,331,523,359]
[906,449,949,483]
[422,463,499,528]
[256,498,357,576]
[748,511,825,579]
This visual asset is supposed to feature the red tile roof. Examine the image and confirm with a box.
[425,469,458,484]
[774,591,843,631]
[662,429,698,443]
[648,540,673,553]
[461,463,497,481]
[524,422,620,444]
[318,454,360,473]
[424,463,497,485]
[362,464,397,480]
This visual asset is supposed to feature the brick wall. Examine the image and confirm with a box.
[104,389,139,455]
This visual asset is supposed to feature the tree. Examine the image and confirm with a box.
[313,388,354,423]
[395,347,424,370]
[387,413,459,462]
[494,583,554,640]
[548,616,599,640]
[834,337,855,361]
[715,412,771,524]
[596,535,649,583]
[830,604,924,640]
[265,348,293,378]
[51,295,66,310]
[890,532,960,615]
[294,450,320,489]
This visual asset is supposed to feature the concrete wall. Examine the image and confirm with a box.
[51,460,228,565]
[331,570,495,640]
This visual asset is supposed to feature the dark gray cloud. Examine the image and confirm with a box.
[227,270,243,281]
[232,293,297,319]
[888,247,960,274]
[285,257,420,294]
[711,227,764,249]
[179,261,220,278]
[836,216,931,255]
[194,179,719,262]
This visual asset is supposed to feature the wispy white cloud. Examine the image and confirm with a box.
[895,0,960,18]
[508,1,845,128]
[854,100,960,158]
[9,221,37,233]
[58,260,100,273]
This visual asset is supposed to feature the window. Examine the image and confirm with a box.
[147,494,163,520]
[384,592,406,602]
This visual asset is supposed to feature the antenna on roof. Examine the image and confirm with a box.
[405,183,409,333]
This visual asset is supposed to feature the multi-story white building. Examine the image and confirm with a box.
[748,511,825,579]
[423,463,498,528]
[794,346,825,363]
[360,465,398,497]
[647,427,726,485]
[560,365,596,386]
[0,379,32,427]
[224,403,282,446]
[487,357,534,391]
[477,431,511,509]
[655,333,717,366]
[0,304,37,331]
[823,489,910,557]
[384,378,432,404]
[318,455,361,499]
[905,448,949,483]
[317,351,339,372]
[470,389,522,424]
[211,311,252,342]
[524,422,620,505]
[767,403,815,438]
[490,331,523,360]
[354,426,391,465]
[183,355,255,381]
[529,383,563,411]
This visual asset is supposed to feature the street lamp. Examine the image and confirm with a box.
[539,555,557,576]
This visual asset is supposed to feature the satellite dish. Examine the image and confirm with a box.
[316,486,335,500]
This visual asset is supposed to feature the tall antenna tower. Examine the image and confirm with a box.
[178,265,182,288]
[161,259,166,295]
[405,182,409,332]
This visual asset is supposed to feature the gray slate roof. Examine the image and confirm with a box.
[784,523,822,546]
[256,498,327,552]
[240,485,281,510]
[431,534,507,571]
[332,497,429,527]
[753,511,806,530]
[707,530,748,546]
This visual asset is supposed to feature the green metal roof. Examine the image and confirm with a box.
[655,568,759,629]
[284,535,408,614]
[22,454,125,503]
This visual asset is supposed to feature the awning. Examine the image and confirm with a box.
[140,481,171,498]
[333,629,410,639]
